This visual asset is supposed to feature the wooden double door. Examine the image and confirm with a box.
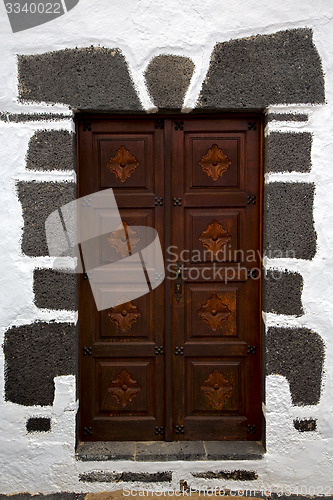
[78,115,263,442]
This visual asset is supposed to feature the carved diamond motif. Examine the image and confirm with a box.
[107,298,141,332]
[199,144,231,181]
[201,369,233,410]
[199,219,231,255]
[198,294,231,331]
[107,145,139,182]
[108,369,141,407]
[107,221,140,257]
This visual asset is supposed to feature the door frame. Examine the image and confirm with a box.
[75,111,265,444]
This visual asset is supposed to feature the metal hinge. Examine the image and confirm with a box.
[155,196,164,206]
[155,346,164,355]
[155,426,164,435]
[247,195,256,205]
[174,121,184,131]
[247,345,257,355]
[83,426,93,436]
[247,424,256,434]
[175,346,184,355]
[248,121,257,131]
[83,346,92,356]
[175,424,184,434]
[154,119,164,129]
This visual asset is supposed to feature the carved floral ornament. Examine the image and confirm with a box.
[108,369,141,407]
[106,145,139,182]
[198,293,231,331]
[107,297,141,332]
[199,219,231,255]
[201,369,233,410]
[198,144,231,181]
[107,220,140,257]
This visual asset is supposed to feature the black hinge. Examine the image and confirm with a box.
[247,424,256,434]
[173,197,182,206]
[83,346,92,356]
[247,345,257,355]
[83,426,93,436]
[154,119,164,129]
[247,268,259,279]
[247,195,256,205]
[155,196,164,206]
[174,121,184,131]
[155,346,164,355]
[248,121,257,131]
[83,272,89,280]
[175,346,184,355]
[82,122,92,132]
[175,424,184,434]
[155,426,164,435]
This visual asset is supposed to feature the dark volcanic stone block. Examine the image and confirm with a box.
[266,327,324,405]
[263,270,303,316]
[17,181,76,257]
[4,322,77,406]
[197,29,325,109]
[26,130,75,171]
[294,418,317,432]
[18,47,142,111]
[266,133,312,173]
[34,269,77,311]
[26,417,51,432]
[145,55,195,109]
[191,470,258,480]
[79,471,172,483]
[264,182,316,260]
[267,113,308,122]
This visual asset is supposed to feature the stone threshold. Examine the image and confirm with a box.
[76,441,264,462]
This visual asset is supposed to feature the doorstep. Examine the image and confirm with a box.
[76,441,265,462]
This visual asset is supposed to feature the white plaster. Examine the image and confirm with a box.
[0,0,333,495]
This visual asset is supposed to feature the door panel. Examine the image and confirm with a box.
[78,115,262,442]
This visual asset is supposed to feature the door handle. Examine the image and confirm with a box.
[174,258,182,303]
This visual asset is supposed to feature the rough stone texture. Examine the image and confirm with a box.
[266,133,312,173]
[266,328,325,405]
[191,470,258,480]
[197,29,325,109]
[267,113,308,122]
[26,130,75,171]
[294,418,317,432]
[76,441,264,462]
[264,183,316,260]
[18,47,142,110]
[263,270,303,316]
[17,181,76,257]
[34,269,77,311]
[79,471,172,483]
[145,55,195,109]
[26,417,51,433]
[4,322,77,406]
[0,496,84,500]
[0,112,72,122]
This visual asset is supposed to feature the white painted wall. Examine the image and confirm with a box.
[0,0,333,494]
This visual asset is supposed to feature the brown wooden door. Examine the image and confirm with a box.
[77,115,263,442]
